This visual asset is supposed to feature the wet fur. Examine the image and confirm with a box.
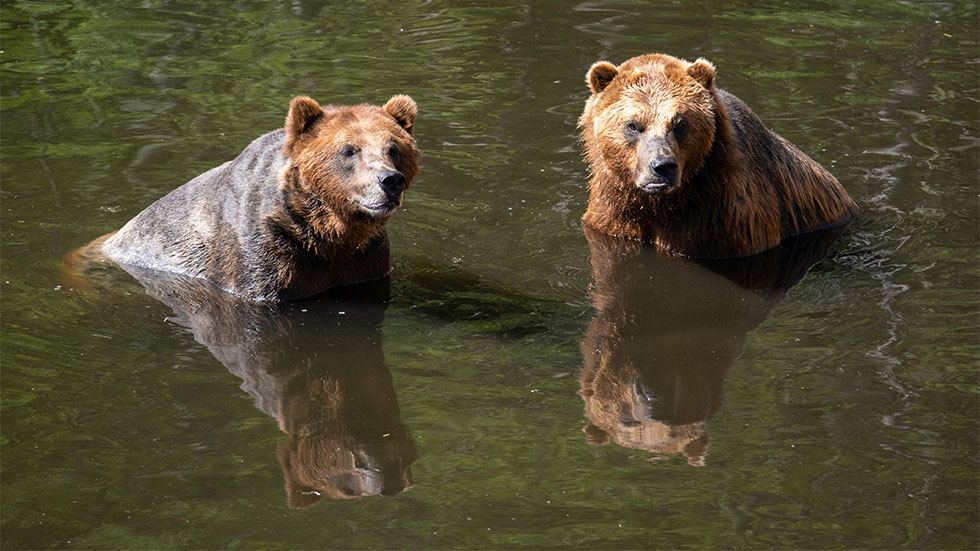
[580,53,858,258]
[87,96,420,301]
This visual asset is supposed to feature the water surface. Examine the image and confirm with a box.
[2,0,977,549]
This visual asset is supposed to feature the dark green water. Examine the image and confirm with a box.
[2,1,977,549]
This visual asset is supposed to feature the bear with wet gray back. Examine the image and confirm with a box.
[99,94,420,301]
[579,53,858,257]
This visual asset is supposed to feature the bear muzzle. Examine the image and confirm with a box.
[634,135,680,193]
[637,156,679,193]
[378,170,406,202]
[355,170,406,218]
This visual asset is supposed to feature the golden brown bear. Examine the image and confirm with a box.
[580,53,857,257]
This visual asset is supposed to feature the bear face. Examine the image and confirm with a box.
[283,95,420,224]
[583,54,717,195]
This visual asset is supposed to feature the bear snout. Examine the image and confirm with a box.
[354,170,406,218]
[378,170,406,201]
[637,156,679,193]
[650,157,678,183]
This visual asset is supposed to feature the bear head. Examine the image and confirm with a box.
[581,54,718,196]
[282,95,420,223]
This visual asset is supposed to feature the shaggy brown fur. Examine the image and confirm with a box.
[80,95,420,301]
[580,53,857,258]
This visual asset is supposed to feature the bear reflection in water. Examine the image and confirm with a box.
[580,225,843,465]
[118,267,416,506]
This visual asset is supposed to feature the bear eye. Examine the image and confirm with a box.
[340,144,359,158]
[625,121,642,134]
[672,116,688,139]
[387,144,399,159]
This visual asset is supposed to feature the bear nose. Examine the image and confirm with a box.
[650,157,678,182]
[378,170,406,199]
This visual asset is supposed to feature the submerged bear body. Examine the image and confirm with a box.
[580,53,857,258]
[96,95,420,301]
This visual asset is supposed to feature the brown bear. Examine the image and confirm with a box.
[87,94,420,301]
[579,53,858,257]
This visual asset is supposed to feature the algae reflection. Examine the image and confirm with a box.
[580,226,843,465]
[106,266,416,506]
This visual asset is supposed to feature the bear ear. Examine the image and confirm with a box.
[587,61,618,94]
[687,58,716,90]
[383,95,417,135]
[285,96,323,140]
